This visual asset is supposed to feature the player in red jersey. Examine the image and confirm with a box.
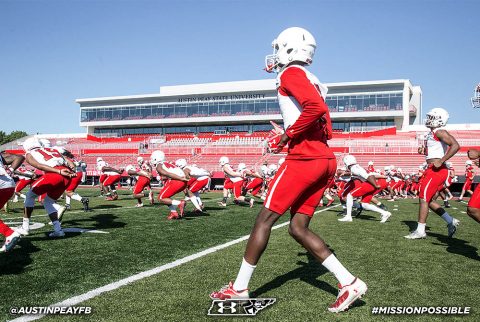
[96,157,123,201]
[56,147,90,212]
[175,158,210,212]
[405,108,460,239]
[466,149,480,222]
[367,161,375,173]
[19,138,76,238]
[218,157,255,207]
[210,27,366,313]
[150,151,189,220]
[126,157,153,208]
[338,155,391,223]
[0,151,24,252]
[458,160,476,201]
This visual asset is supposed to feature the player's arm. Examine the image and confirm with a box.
[102,166,123,174]
[64,157,76,171]
[1,152,25,171]
[366,175,381,189]
[25,153,74,177]
[223,165,242,178]
[435,130,460,165]
[156,165,188,182]
[182,168,191,180]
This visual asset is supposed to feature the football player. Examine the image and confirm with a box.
[218,157,254,207]
[458,160,476,201]
[210,27,366,313]
[12,164,37,202]
[0,151,24,252]
[338,155,391,223]
[96,157,123,201]
[126,157,154,208]
[150,151,189,220]
[19,137,76,237]
[176,159,211,211]
[466,149,480,223]
[405,108,460,239]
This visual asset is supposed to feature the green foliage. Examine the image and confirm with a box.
[0,130,28,145]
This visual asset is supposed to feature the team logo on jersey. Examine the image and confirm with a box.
[208,298,276,316]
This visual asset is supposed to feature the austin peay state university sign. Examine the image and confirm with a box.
[178,93,266,103]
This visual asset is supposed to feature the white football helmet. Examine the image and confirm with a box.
[268,164,278,172]
[418,165,424,170]
[278,158,285,166]
[39,138,51,148]
[265,27,316,73]
[137,156,144,165]
[219,156,229,166]
[125,164,136,173]
[238,163,247,171]
[175,158,187,169]
[368,161,374,166]
[96,157,103,163]
[445,162,452,168]
[466,160,473,166]
[22,137,42,152]
[54,146,66,154]
[425,107,449,128]
[150,150,165,166]
[343,155,357,167]
[397,168,402,173]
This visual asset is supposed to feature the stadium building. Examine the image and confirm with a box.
[77,79,422,136]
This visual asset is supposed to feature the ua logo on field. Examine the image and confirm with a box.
[208,298,276,316]
[217,301,237,314]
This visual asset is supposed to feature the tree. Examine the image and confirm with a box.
[0,130,29,146]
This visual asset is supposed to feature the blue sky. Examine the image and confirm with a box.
[1,0,478,134]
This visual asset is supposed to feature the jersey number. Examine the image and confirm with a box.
[37,148,63,161]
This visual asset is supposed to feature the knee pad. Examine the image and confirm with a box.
[25,190,38,208]
[43,196,57,215]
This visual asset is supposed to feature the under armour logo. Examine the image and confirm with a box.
[208,298,276,316]
[217,301,237,313]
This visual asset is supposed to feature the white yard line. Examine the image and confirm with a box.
[10,204,340,322]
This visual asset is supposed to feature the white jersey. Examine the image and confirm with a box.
[29,147,66,168]
[350,164,369,182]
[0,157,15,189]
[161,162,185,178]
[424,129,448,160]
[97,160,117,176]
[185,166,209,180]
[222,164,243,183]
[16,167,34,180]
[276,65,328,129]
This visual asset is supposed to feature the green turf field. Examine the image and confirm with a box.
[1,189,478,321]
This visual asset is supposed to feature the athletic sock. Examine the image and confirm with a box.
[441,213,453,224]
[346,194,353,218]
[171,200,180,206]
[52,220,62,232]
[23,218,30,230]
[361,203,388,215]
[65,196,71,205]
[233,258,256,290]
[417,222,426,234]
[189,196,202,211]
[322,254,355,286]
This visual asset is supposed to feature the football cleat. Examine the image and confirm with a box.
[65,204,71,210]
[167,211,179,220]
[380,212,392,223]
[210,281,250,300]
[81,197,90,211]
[49,230,65,238]
[135,203,144,208]
[404,230,427,239]
[328,278,367,313]
[218,201,227,207]
[57,206,67,222]
[1,231,21,252]
[15,227,30,236]
[105,196,114,201]
[338,216,353,222]
[447,218,459,238]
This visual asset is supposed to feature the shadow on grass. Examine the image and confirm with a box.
[429,232,480,261]
[0,239,40,275]
[402,220,421,232]
[356,214,377,221]
[252,252,358,303]
[90,204,123,210]
[62,213,127,231]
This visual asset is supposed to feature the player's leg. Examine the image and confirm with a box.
[0,187,21,252]
[233,181,254,207]
[157,180,187,219]
[466,184,480,223]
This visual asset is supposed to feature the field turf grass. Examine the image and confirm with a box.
[1,188,479,321]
